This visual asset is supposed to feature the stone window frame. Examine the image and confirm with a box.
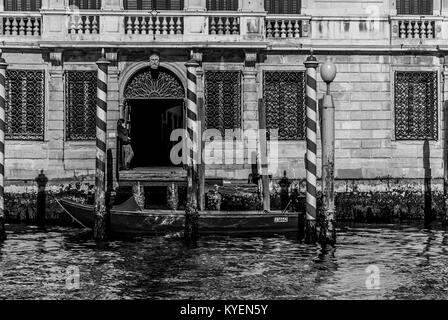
[63,64,98,144]
[4,65,47,142]
[390,64,443,146]
[202,62,244,134]
[257,63,308,145]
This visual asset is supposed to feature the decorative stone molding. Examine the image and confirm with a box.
[244,51,258,68]
[49,50,63,67]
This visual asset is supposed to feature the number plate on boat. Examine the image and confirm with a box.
[274,217,288,223]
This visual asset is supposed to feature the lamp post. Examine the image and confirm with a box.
[319,57,337,246]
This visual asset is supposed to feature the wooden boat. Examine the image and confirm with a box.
[57,197,300,235]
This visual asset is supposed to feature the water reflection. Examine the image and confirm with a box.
[0,222,448,299]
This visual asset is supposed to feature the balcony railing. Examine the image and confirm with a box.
[391,16,442,40]
[68,14,99,34]
[1,13,41,36]
[266,16,310,38]
[209,16,240,35]
[124,14,184,35]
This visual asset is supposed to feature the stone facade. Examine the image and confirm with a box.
[1,0,448,192]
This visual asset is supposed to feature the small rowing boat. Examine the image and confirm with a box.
[57,197,300,235]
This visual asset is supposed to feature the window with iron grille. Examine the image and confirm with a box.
[123,0,184,10]
[68,0,101,9]
[65,71,97,141]
[207,0,238,11]
[4,0,42,11]
[396,0,432,15]
[5,70,45,141]
[205,71,242,135]
[395,71,438,140]
[263,71,306,140]
[265,0,301,14]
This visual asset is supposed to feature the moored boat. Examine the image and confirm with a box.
[57,198,300,235]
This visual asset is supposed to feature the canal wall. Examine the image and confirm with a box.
[2,177,447,224]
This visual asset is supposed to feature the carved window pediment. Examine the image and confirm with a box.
[124,68,185,100]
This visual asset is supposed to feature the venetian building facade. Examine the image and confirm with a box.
[0,0,447,193]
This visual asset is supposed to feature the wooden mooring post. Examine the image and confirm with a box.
[258,98,270,212]
[185,59,200,241]
[94,49,110,241]
[35,170,48,227]
[0,50,7,242]
[304,52,319,244]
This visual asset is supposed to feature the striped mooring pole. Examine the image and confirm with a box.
[94,49,110,241]
[185,59,200,241]
[0,50,7,242]
[304,52,319,244]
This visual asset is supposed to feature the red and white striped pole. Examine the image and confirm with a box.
[304,51,319,243]
[94,49,110,240]
[0,50,7,242]
[185,59,200,241]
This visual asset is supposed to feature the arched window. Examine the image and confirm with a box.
[265,0,301,14]
[123,0,184,10]
[4,0,42,11]
[396,0,433,15]
[206,0,238,11]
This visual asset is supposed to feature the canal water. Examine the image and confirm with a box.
[1,223,448,300]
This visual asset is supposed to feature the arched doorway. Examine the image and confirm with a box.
[123,67,185,168]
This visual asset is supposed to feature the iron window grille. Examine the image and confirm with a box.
[4,0,42,11]
[68,0,101,9]
[265,0,301,14]
[206,0,238,11]
[123,0,184,10]
[205,71,242,135]
[263,71,306,140]
[396,0,432,15]
[394,71,438,141]
[65,71,97,141]
[5,70,45,141]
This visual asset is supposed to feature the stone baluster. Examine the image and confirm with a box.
[210,17,216,34]
[148,17,154,35]
[266,20,272,37]
[232,17,239,34]
[294,20,301,38]
[287,20,293,37]
[399,21,405,38]
[176,17,182,34]
[12,18,18,36]
[155,17,161,35]
[217,17,224,34]
[224,17,231,35]
[280,20,286,38]
[76,16,83,34]
[413,21,419,38]
[421,21,426,38]
[126,17,132,34]
[169,17,175,34]
[19,18,25,35]
[34,19,40,36]
[92,16,98,34]
[85,16,91,34]
[26,18,32,35]
[70,15,76,34]
[162,17,168,35]
[427,21,433,38]
[406,21,412,38]
[141,17,148,34]
[4,19,11,35]
[273,20,279,38]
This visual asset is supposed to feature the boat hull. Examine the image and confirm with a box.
[58,199,300,235]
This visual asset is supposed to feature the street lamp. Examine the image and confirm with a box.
[319,57,337,246]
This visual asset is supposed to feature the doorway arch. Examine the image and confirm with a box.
[121,66,186,169]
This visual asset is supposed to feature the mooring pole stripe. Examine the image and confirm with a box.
[95,58,109,218]
[0,62,6,216]
[186,62,199,167]
[304,56,318,223]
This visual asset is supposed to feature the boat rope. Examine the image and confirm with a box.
[304,52,319,225]
[55,199,89,229]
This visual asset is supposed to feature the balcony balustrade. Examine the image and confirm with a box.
[125,14,184,35]
[390,16,442,41]
[266,16,310,38]
[0,13,41,36]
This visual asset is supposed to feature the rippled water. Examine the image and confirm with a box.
[1,222,448,299]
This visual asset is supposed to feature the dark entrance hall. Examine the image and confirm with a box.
[129,99,184,168]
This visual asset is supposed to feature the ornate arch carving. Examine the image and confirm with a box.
[124,67,185,100]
